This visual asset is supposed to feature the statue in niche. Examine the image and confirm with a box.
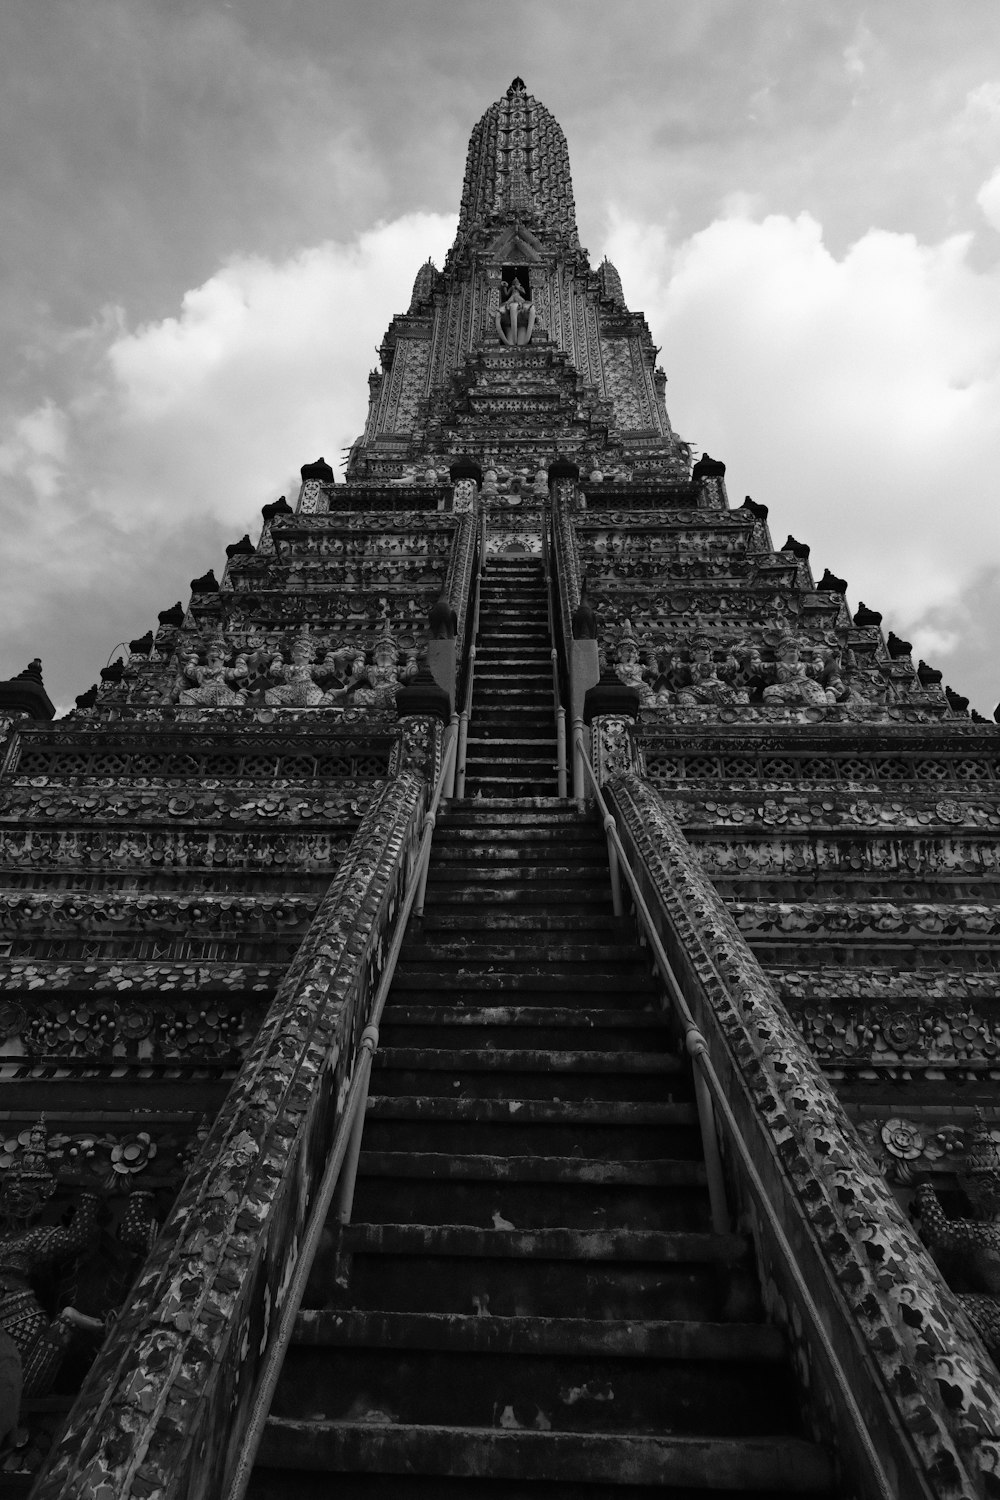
[341,631,416,709]
[676,635,748,707]
[611,638,655,706]
[0,1121,102,1435]
[762,631,830,710]
[496,278,535,348]
[174,638,249,707]
[916,1120,1000,1358]
[263,630,328,708]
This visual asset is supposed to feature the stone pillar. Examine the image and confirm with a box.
[296,457,334,515]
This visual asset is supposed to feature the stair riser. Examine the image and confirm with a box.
[391,970,657,993]
[399,943,646,964]
[350,1177,710,1233]
[369,1069,679,1103]
[250,1473,828,1499]
[311,1250,760,1322]
[378,1024,667,1053]
[419,882,614,906]
[362,1119,703,1161]
[270,1347,797,1434]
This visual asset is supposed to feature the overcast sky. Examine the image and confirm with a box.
[2,0,1000,715]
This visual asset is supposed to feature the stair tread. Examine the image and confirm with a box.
[292,1310,785,1361]
[384,1004,653,1022]
[342,1222,749,1262]
[358,1152,706,1185]
[366,1097,697,1123]
[258,1420,834,1490]
[374,1048,677,1072]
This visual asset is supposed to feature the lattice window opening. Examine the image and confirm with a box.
[165,754,204,776]
[762,758,798,781]
[15,751,92,777]
[644,756,684,781]
[351,756,391,777]
[199,755,245,777]
[718,758,758,780]
[798,758,839,780]
[913,760,951,782]
[684,756,721,780]
[239,756,283,778]
[877,758,912,782]
[89,754,133,776]
[838,758,880,782]
[953,759,998,782]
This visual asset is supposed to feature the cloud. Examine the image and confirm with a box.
[977,167,1000,232]
[606,200,1000,709]
[0,211,456,706]
[4,183,1000,718]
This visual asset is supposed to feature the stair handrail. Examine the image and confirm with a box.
[224,722,458,1500]
[572,728,895,1500]
[542,502,568,797]
[455,505,487,798]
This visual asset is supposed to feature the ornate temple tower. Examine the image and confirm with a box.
[2,78,1000,1500]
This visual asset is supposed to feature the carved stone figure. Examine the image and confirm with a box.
[0,1122,102,1424]
[611,639,655,706]
[916,1121,1000,1358]
[346,632,415,709]
[175,641,248,707]
[762,633,829,709]
[496,278,535,348]
[676,637,748,707]
[263,631,327,708]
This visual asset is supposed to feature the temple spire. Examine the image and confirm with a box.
[455,79,579,249]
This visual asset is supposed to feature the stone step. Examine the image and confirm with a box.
[270,1335,794,1436]
[470,708,556,723]
[410,894,614,918]
[398,940,645,964]
[370,1057,673,1103]
[311,1230,757,1324]
[356,1152,704,1187]
[462,782,563,799]
[366,1097,695,1125]
[475,650,550,662]
[424,859,614,879]
[256,1424,834,1492]
[373,1047,676,1075]
[463,752,557,771]
[439,802,583,822]
[390,966,656,993]
[292,1309,785,1362]
[341,1221,744,1263]
[379,1013,666,1055]
[351,1153,709,1233]
[364,1095,701,1161]
[387,989,664,1017]
[422,884,611,907]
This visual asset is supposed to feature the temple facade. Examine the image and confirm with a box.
[2,77,1000,1500]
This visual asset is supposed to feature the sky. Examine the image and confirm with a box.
[2,0,1000,715]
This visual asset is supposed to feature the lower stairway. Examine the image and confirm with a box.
[250,800,838,1497]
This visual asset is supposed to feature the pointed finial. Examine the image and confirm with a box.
[508,77,526,94]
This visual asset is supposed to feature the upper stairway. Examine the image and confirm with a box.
[463,556,559,800]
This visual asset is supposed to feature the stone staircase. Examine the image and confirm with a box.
[464,555,558,798]
[247,557,838,1496]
